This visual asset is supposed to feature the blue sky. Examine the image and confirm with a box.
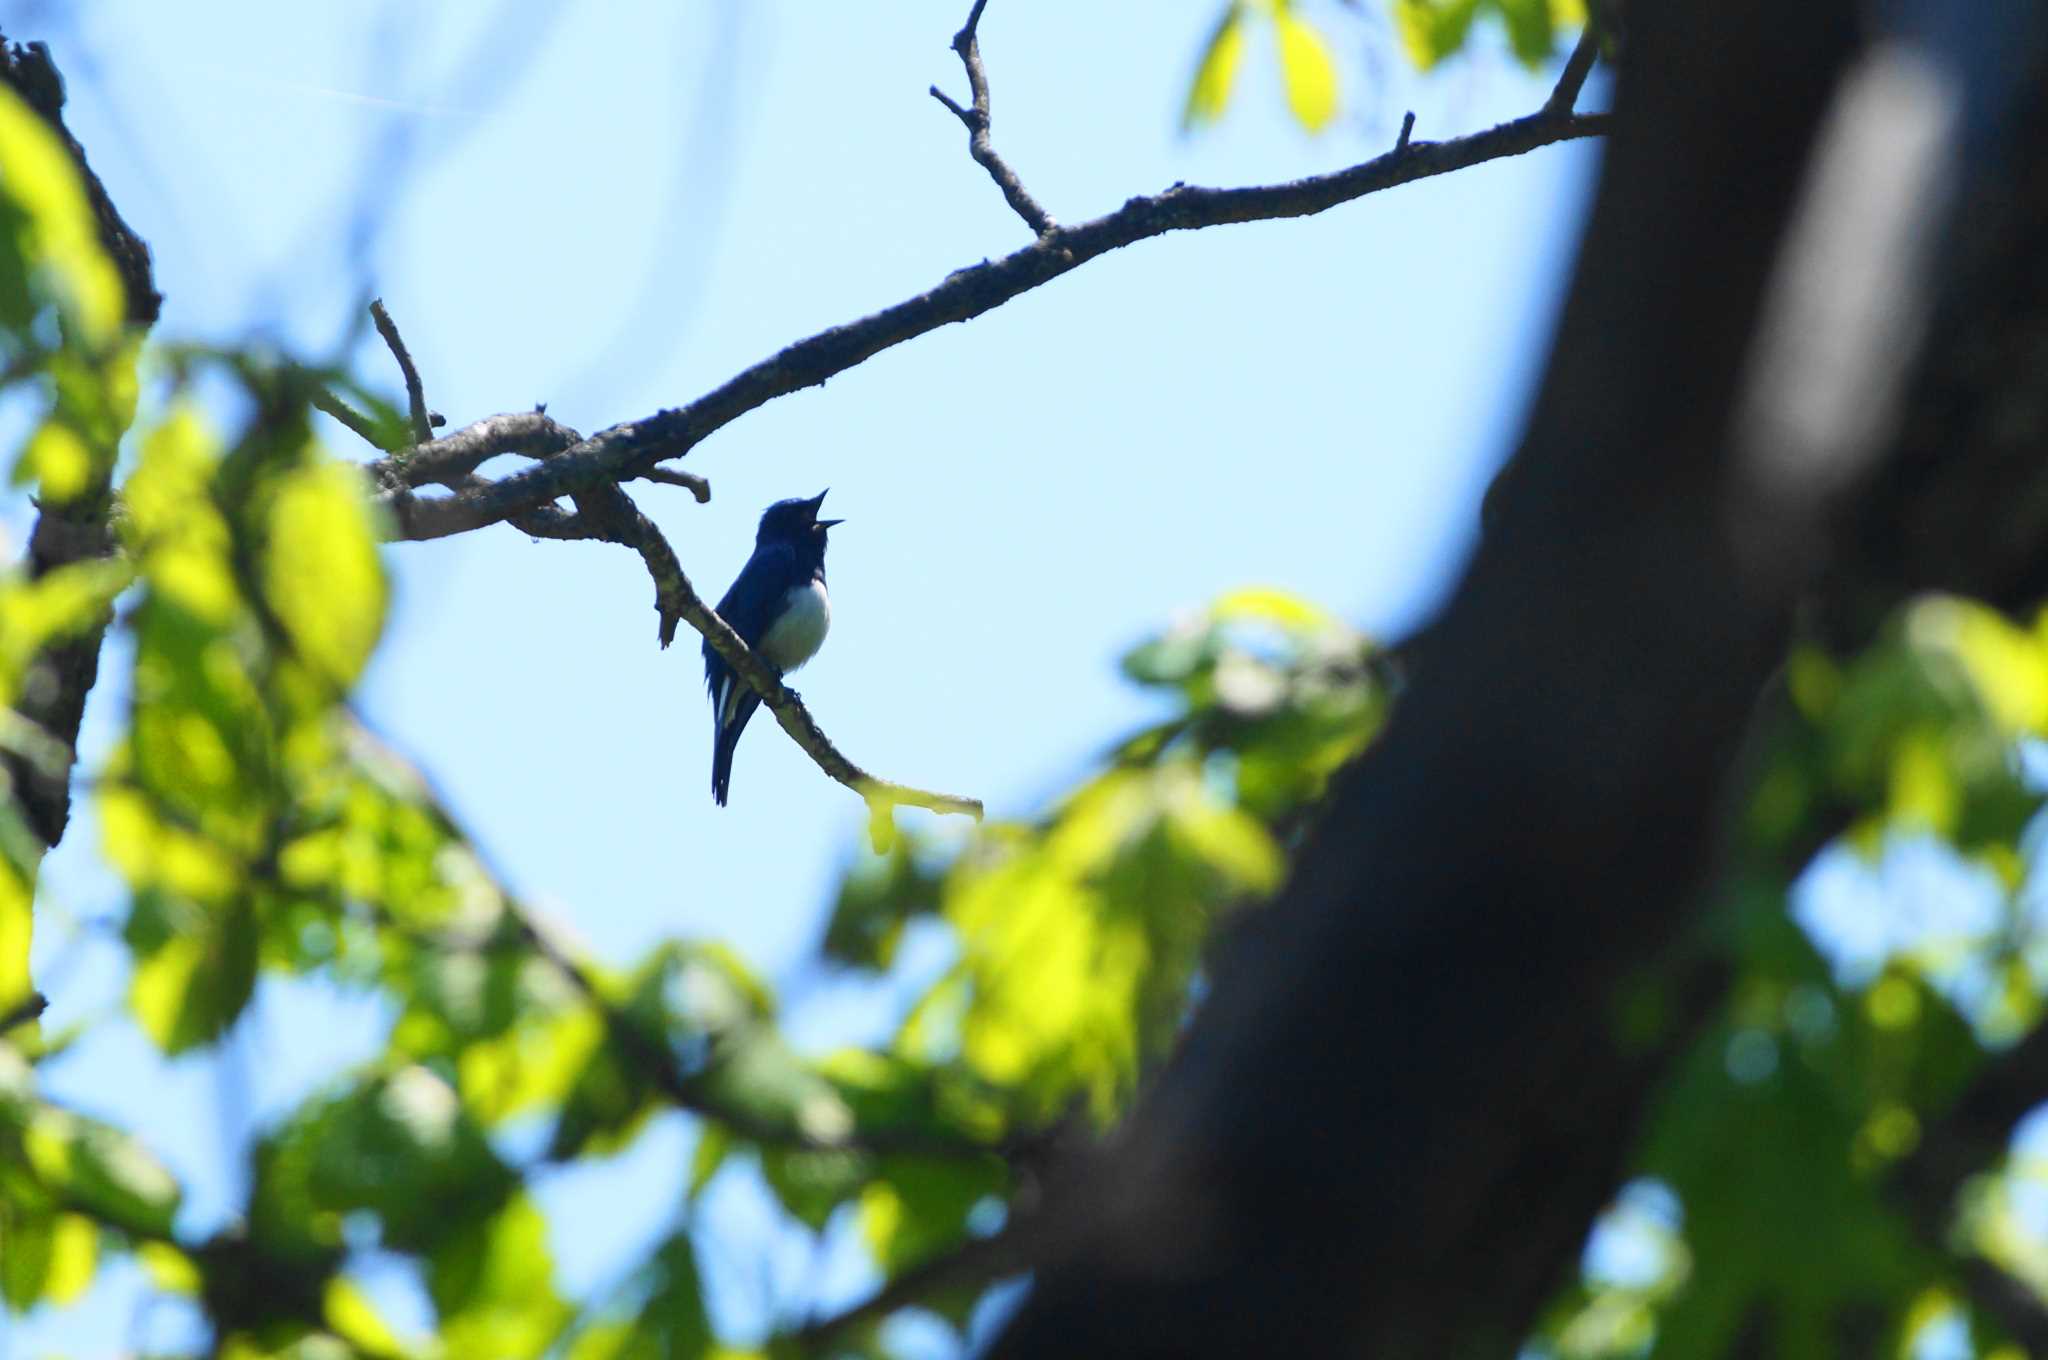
[2,0,1601,1352]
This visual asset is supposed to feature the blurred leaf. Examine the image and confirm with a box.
[824,838,944,970]
[262,458,387,691]
[428,1194,572,1359]
[762,1144,869,1232]
[12,419,90,501]
[1182,4,1248,131]
[1394,0,1483,69]
[858,1157,1004,1276]
[255,1066,516,1257]
[20,1103,180,1238]
[323,1276,404,1356]
[687,1124,733,1203]
[1274,11,1339,133]
[0,83,123,347]
[568,1233,714,1360]
[126,897,259,1055]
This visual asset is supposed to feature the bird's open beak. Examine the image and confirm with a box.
[807,489,841,528]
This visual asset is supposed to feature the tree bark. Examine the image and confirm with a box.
[979,0,2041,1353]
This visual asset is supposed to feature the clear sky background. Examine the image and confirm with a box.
[1,0,1604,1353]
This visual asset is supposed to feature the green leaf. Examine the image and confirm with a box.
[1497,0,1561,65]
[823,838,944,970]
[1394,0,1483,69]
[686,1124,733,1203]
[12,419,91,502]
[762,1144,870,1232]
[0,1206,55,1308]
[1274,11,1339,133]
[20,1104,181,1238]
[0,84,124,346]
[126,896,259,1054]
[262,457,387,690]
[858,1157,1004,1275]
[428,1194,573,1360]
[254,1067,517,1257]
[1182,4,1248,131]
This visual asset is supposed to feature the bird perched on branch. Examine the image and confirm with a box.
[704,491,842,805]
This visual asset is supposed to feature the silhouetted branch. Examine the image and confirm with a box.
[1545,28,1601,117]
[789,1215,1039,1357]
[930,0,1056,237]
[380,106,1608,545]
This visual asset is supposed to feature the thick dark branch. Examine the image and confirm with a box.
[380,108,1608,544]
[930,0,1056,237]
[1545,28,1601,117]
[369,299,435,445]
[0,35,158,327]
[0,35,157,850]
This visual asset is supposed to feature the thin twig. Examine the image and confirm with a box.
[374,108,1610,544]
[929,0,1057,236]
[369,298,435,445]
[1544,28,1600,117]
[787,1215,1039,1356]
[1395,111,1416,151]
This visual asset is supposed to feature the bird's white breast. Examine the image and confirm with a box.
[759,579,831,673]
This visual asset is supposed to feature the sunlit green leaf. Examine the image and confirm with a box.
[263,457,387,691]
[1182,4,1248,131]
[1394,0,1484,69]
[0,84,123,346]
[20,1104,181,1238]
[429,1194,573,1360]
[1274,11,1339,133]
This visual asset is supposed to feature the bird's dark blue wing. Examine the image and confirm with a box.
[705,542,800,805]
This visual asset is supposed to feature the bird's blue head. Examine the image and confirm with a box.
[756,490,841,572]
[756,489,841,545]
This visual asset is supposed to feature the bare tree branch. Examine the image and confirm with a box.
[378,107,1608,545]
[369,409,968,820]
[930,0,1056,237]
[1544,28,1601,117]
[369,298,436,444]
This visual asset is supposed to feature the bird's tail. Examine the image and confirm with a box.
[711,721,740,806]
[710,688,761,807]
